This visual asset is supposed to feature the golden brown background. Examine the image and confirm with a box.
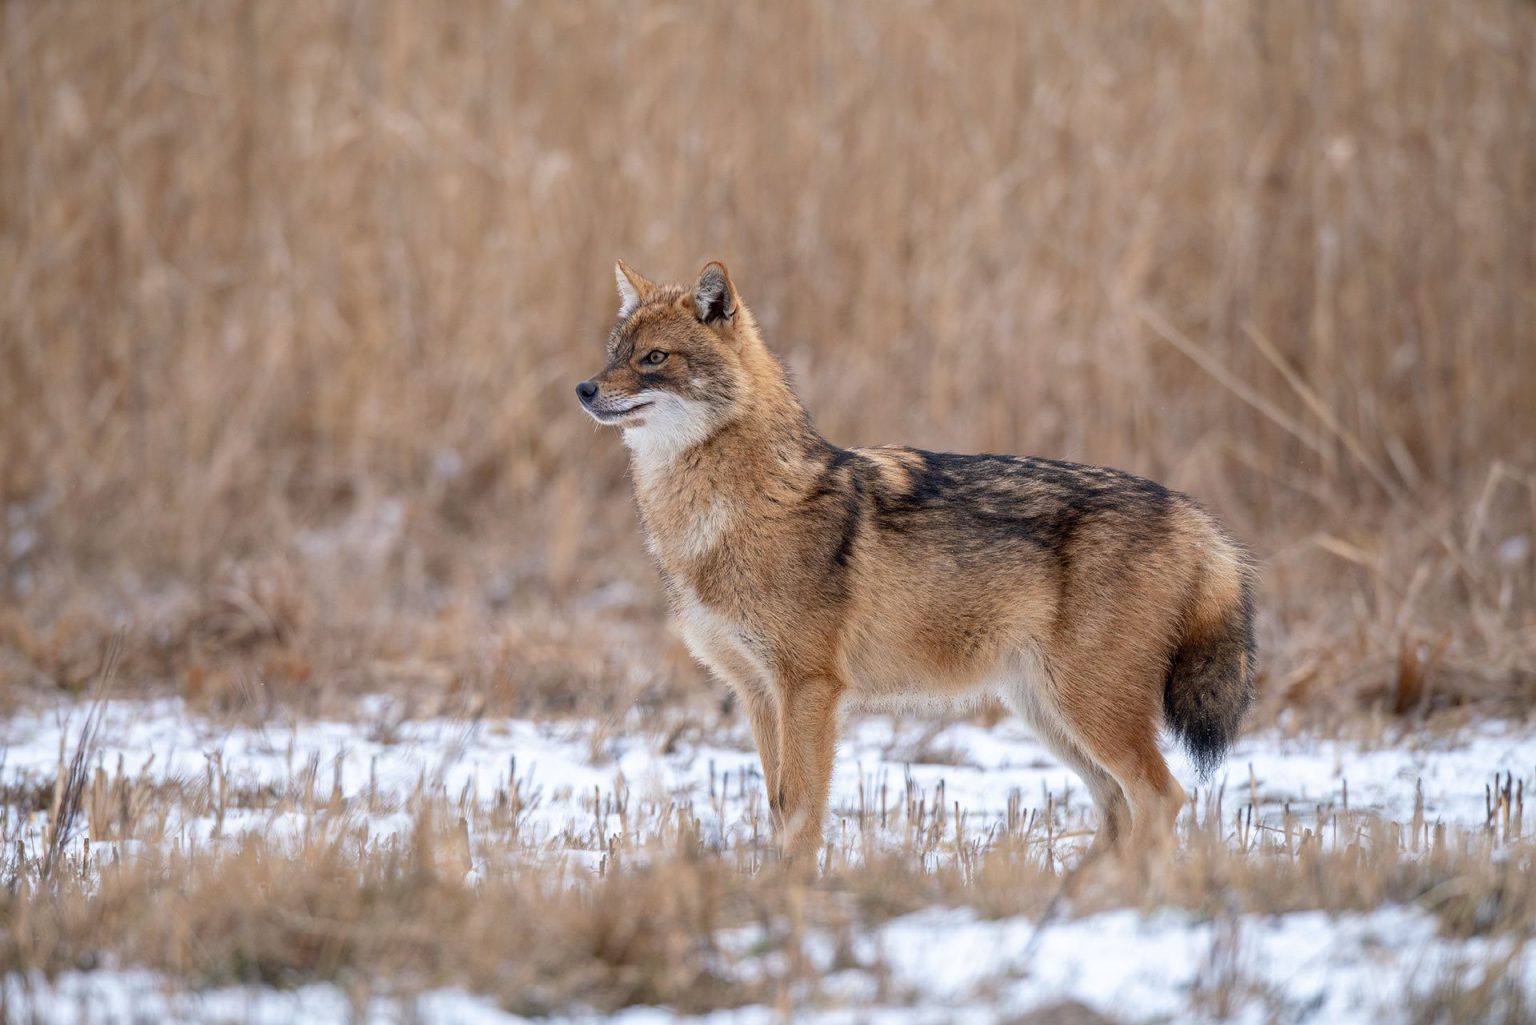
[2,0,1533,724]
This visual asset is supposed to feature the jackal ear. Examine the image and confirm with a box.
[614,259,655,319]
[693,262,738,326]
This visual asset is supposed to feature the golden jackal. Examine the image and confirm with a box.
[578,261,1256,861]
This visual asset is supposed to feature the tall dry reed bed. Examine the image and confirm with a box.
[1,1,1533,719]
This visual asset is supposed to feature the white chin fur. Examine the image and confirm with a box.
[621,393,716,472]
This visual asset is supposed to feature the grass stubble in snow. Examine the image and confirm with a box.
[2,695,1534,1024]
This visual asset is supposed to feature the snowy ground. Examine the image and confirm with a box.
[4,904,1529,1025]
[2,698,1528,863]
[3,698,1534,1023]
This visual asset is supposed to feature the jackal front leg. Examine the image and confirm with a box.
[774,672,845,865]
[738,686,782,834]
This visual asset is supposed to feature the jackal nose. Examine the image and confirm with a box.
[575,380,599,402]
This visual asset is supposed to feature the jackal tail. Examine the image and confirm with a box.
[1163,548,1257,780]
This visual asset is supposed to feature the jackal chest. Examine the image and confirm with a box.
[641,493,734,568]
[672,590,775,688]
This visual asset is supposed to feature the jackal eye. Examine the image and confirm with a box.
[641,349,667,366]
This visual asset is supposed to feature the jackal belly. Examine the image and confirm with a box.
[839,639,1054,715]
[838,596,1043,707]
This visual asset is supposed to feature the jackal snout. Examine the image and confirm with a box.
[574,373,657,425]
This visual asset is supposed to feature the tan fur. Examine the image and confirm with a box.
[578,262,1257,864]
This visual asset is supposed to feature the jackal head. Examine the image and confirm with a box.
[576,260,751,459]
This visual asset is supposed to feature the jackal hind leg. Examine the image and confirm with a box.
[1001,677,1130,858]
[1047,657,1186,856]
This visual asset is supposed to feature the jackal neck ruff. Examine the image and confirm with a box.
[626,336,829,581]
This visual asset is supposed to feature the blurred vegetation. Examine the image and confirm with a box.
[0,0,1532,723]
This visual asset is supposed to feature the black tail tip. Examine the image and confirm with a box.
[1164,574,1257,783]
[1177,721,1235,783]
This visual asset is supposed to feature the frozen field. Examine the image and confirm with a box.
[3,698,1533,1023]
[1,698,1532,869]
[6,902,1531,1025]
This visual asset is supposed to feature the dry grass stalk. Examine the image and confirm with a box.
[37,636,120,881]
